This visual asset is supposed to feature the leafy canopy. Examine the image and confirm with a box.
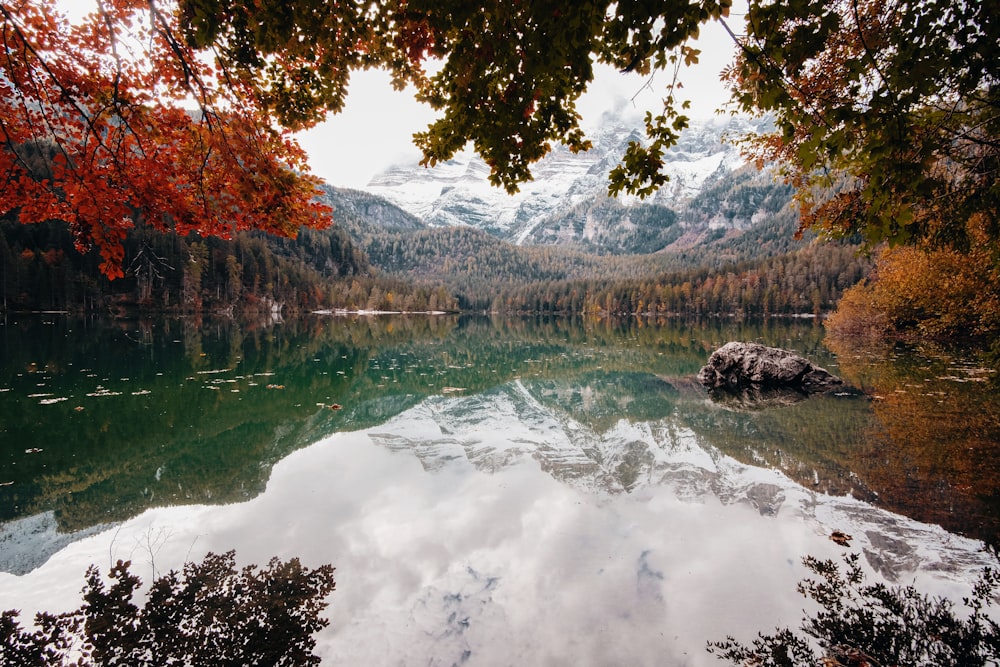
[0,0,731,278]
[177,0,733,193]
[723,0,1000,252]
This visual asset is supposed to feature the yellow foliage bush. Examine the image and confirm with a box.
[826,243,1000,339]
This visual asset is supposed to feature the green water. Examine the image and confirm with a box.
[1,313,997,544]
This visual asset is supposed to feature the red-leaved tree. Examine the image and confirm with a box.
[0,0,332,278]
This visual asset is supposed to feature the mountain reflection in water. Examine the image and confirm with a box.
[0,314,997,664]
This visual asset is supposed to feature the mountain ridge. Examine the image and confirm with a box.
[357,113,790,256]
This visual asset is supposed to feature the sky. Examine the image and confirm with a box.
[299,23,740,188]
[55,1,740,188]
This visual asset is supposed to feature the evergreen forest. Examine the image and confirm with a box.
[0,196,869,321]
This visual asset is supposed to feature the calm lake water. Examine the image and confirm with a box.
[1,313,997,665]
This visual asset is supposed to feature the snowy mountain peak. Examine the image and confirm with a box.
[363,112,768,246]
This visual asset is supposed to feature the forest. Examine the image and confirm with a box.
[0,218,458,315]
[0,208,868,321]
[481,242,867,317]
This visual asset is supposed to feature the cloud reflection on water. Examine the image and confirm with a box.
[0,397,991,666]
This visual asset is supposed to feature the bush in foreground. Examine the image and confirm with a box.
[709,552,1000,666]
[1,551,336,666]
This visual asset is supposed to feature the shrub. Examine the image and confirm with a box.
[709,552,1000,666]
[1,551,336,666]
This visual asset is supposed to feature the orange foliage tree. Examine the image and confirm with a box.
[0,0,338,278]
[826,240,1000,340]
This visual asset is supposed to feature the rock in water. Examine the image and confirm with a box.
[698,342,842,394]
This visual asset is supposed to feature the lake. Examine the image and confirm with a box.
[1,313,997,665]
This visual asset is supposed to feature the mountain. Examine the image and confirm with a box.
[308,115,859,313]
[362,113,789,254]
[318,184,426,237]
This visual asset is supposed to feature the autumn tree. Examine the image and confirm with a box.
[721,0,999,252]
[0,0,339,278]
[825,241,1000,339]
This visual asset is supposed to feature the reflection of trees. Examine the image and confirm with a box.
[0,314,834,538]
[825,336,1000,546]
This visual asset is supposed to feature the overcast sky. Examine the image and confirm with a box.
[300,23,739,188]
[55,1,740,188]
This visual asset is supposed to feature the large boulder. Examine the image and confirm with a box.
[698,342,843,394]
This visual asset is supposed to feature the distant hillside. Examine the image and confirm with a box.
[318,184,425,236]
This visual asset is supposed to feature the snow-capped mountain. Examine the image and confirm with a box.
[364,112,772,249]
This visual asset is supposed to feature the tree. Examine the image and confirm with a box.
[709,552,1000,667]
[0,1,337,279]
[177,0,735,192]
[722,0,1000,252]
[825,241,1000,339]
[0,551,336,666]
[1,0,734,278]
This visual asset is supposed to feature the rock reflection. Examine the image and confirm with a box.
[706,385,812,410]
